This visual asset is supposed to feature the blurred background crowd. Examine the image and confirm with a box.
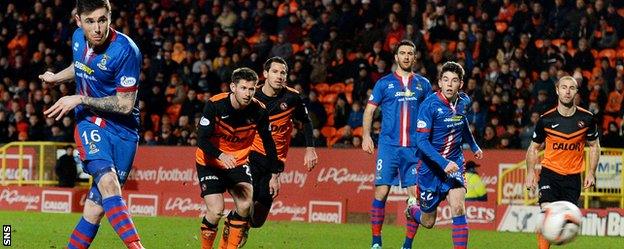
[1,0,624,149]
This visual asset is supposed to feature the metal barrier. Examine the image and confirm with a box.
[0,141,85,186]
[497,148,624,208]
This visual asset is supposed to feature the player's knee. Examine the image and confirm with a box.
[96,172,121,197]
[205,205,224,220]
[83,200,105,224]
[421,217,435,229]
[450,204,465,217]
[373,186,390,201]
[236,199,253,213]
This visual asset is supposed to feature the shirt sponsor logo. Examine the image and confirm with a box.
[120,76,137,87]
[75,61,94,75]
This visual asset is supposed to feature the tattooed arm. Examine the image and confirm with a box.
[81,91,137,115]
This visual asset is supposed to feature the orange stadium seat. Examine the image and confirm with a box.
[599,48,617,66]
[617,48,624,59]
[534,39,544,49]
[619,39,624,49]
[551,39,565,47]
[330,82,346,94]
[166,104,182,122]
[582,70,592,79]
[151,114,161,132]
[323,103,334,115]
[591,49,599,59]
[347,52,357,61]
[326,114,335,127]
[352,127,363,137]
[448,41,457,52]
[314,83,330,95]
[495,22,508,33]
[345,83,354,94]
[618,8,624,18]
[291,43,302,54]
[345,92,353,104]
[321,126,336,140]
[321,93,337,104]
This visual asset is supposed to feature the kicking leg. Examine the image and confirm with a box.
[95,164,143,249]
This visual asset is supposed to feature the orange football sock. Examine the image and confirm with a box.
[537,233,550,249]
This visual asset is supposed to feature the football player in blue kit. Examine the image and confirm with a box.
[40,0,144,248]
[362,40,432,249]
[406,61,482,249]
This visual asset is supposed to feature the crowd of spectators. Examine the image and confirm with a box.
[1,0,624,149]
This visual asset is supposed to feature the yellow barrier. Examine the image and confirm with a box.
[0,141,88,187]
[497,148,624,208]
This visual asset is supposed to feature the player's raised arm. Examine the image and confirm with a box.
[294,96,317,170]
[257,108,282,173]
[39,63,75,87]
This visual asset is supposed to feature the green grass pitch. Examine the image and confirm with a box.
[0,211,620,248]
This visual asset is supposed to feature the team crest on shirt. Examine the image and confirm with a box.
[280,102,288,110]
[88,143,99,154]
[577,121,585,128]
[97,54,109,70]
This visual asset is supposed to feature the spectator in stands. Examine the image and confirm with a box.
[55,145,77,188]
[333,94,350,128]
[480,126,499,149]
[602,122,624,148]
[466,101,487,136]
[306,90,327,129]
[347,102,363,129]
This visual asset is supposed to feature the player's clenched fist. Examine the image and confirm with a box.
[444,161,459,174]
[38,71,58,86]
[218,153,237,169]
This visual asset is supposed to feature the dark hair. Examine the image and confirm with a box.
[439,61,465,81]
[231,67,258,84]
[76,0,111,15]
[64,145,74,150]
[263,57,288,72]
[393,40,416,55]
